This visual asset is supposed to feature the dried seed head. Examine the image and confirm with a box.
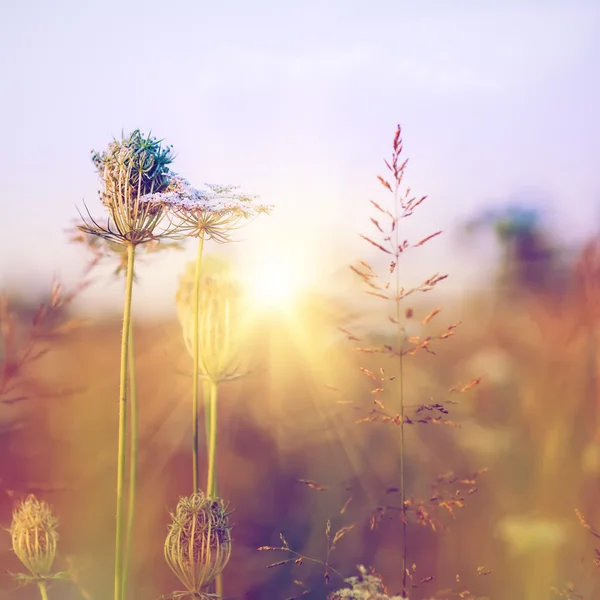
[176,256,248,383]
[81,129,174,245]
[164,492,232,594]
[10,495,58,578]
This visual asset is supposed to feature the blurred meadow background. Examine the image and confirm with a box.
[2,1,600,599]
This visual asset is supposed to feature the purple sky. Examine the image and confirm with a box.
[2,0,599,314]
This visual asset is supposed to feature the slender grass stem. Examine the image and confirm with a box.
[122,321,138,600]
[394,184,407,596]
[192,233,206,493]
[115,242,136,600]
[37,581,49,600]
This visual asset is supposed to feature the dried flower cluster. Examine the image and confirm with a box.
[164,492,232,597]
[10,495,58,579]
[80,130,272,247]
[81,129,174,245]
[176,256,248,383]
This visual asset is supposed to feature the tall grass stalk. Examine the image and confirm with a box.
[393,179,408,597]
[347,126,455,595]
[114,242,136,600]
[122,321,138,599]
[192,233,206,493]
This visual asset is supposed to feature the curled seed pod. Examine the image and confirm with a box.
[164,492,232,594]
[85,129,174,245]
[10,495,59,578]
[176,255,248,383]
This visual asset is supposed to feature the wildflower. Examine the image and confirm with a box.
[164,492,232,596]
[10,495,58,579]
[79,129,174,245]
[330,565,408,600]
[176,255,248,383]
[142,174,273,242]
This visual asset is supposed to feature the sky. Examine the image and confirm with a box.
[1,0,599,315]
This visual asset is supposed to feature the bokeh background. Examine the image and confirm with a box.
[2,1,600,599]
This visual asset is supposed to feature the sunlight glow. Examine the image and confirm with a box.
[242,254,311,311]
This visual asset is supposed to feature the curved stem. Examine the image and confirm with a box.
[37,581,49,600]
[192,233,206,493]
[114,242,136,600]
[122,321,138,599]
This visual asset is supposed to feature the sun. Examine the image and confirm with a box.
[242,253,310,311]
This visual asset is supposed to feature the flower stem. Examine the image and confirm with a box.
[206,379,218,498]
[206,378,222,596]
[192,233,206,493]
[37,581,49,600]
[204,379,212,467]
[115,242,136,600]
[122,321,138,600]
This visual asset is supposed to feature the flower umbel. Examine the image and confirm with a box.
[143,174,273,242]
[164,492,232,595]
[330,566,407,600]
[10,495,58,578]
[176,256,248,383]
[79,129,174,245]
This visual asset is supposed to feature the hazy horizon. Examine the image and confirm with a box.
[2,0,599,315]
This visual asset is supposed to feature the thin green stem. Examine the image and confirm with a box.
[206,378,221,596]
[114,242,136,600]
[37,581,49,600]
[394,185,407,597]
[192,233,206,493]
[204,379,211,456]
[215,572,224,598]
[206,379,218,498]
[122,321,138,600]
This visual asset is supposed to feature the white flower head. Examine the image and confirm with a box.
[330,565,408,600]
[141,171,273,242]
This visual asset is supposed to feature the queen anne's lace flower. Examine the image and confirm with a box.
[140,172,273,241]
[79,130,175,246]
[10,495,58,579]
[176,255,248,383]
[330,566,408,600]
[164,492,232,596]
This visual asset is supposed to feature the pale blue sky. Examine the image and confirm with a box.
[2,0,599,314]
